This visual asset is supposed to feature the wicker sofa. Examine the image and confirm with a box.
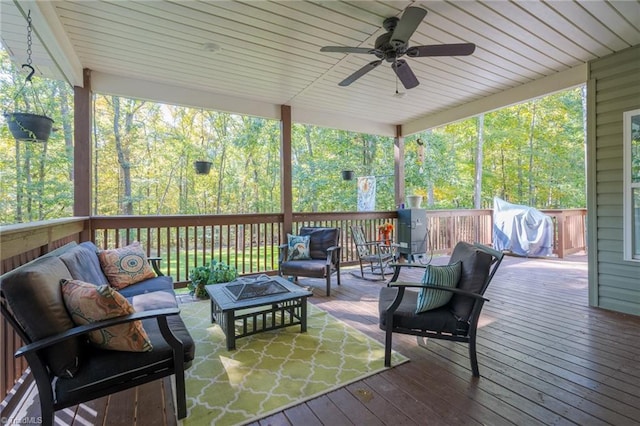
[0,241,195,426]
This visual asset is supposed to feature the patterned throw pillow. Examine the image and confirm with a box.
[61,279,153,352]
[287,234,311,260]
[415,262,461,313]
[98,241,155,289]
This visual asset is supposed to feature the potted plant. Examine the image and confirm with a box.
[188,265,211,299]
[341,170,355,180]
[194,160,212,175]
[188,259,238,299]
[208,259,238,284]
[377,222,394,245]
[4,112,54,143]
[3,13,54,143]
[406,188,427,208]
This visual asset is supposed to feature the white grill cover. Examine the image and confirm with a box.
[492,197,554,256]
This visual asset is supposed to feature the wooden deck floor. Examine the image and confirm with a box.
[6,253,640,425]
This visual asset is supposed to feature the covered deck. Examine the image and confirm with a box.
[6,251,640,425]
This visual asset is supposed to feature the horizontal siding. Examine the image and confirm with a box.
[591,44,640,316]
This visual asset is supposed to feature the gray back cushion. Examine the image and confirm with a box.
[1,256,81,378]
[300,227,340,259]
[449,242,493,320]
[59,243,109,285]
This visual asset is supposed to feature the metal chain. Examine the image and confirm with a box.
[26,10,33,67]
[11,9,48,117]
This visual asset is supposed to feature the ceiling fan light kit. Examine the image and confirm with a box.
[321,6,476,90]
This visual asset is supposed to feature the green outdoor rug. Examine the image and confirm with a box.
[178,300,408,426]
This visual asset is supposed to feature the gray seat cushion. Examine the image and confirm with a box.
[54,313,195,404]
[378,287,466,334]
[280,259,328,278]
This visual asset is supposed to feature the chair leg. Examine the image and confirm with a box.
[175,369,187,419]
[384,315,394,367]
[469,334,480,377]
[358,260,365,278]
[40,402,55,426]
[326,266,331,296]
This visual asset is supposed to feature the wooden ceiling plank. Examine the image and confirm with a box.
[66,28,324,84]
[467,1,581,66]
[425,2,565,73]
[208,1,373,44]
[512,1,606,58]
[547,1,631,51]
[578,0,640,46]
[58,3,340,77]
[59,1,339,67]
[416,8,550,79]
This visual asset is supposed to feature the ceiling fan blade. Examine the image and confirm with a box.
[390,6,427,49]
[392,59,419,89]
[321,46,377,55]
[339,60,383,86]
[406,43,476,57]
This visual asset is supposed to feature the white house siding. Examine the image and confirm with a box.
[588,45,640,315]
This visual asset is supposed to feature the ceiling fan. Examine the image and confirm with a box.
[320,6,475,89]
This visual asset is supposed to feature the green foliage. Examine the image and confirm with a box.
[1,44,587,223]
[0,49,74,224]
[406,88,586,209]
[188,259,238,298]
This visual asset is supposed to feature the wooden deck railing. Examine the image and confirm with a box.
[543,209,588,258]
[0,208,586,403]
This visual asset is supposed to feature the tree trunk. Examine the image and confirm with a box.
[25,145,32,221]
[581,85,588,184]
[474,114,484,209]
[113,97,135,215]
[500,148,506,199]
[58,80,74,182]
[528,101,538,206]
[37,141,48,219]
[15,140,23,222]
[304,125,317,212]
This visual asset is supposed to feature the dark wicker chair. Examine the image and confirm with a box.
[278,227,341,296]
[379,242,503,377]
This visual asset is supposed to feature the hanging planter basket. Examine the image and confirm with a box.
[194,161,213,175]
[5,12,54,144]
[4,112,54,143]
[341,170,355,181]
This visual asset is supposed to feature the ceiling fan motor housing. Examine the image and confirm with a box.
[375,31,407,62]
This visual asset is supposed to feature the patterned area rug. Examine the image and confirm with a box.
[179,300,408,426]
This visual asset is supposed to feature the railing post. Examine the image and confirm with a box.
[556,212,566,258]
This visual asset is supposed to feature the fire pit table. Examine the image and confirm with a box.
[205,275,312,350]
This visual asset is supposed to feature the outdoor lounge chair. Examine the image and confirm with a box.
[0,243,195,425]
[379,241,503,376]
[278,227,341,296]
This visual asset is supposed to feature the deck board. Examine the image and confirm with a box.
[6,254,640,425]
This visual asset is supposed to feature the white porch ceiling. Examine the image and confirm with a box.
[1,0,639,136]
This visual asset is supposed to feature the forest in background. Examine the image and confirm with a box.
[1,47,586,225]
